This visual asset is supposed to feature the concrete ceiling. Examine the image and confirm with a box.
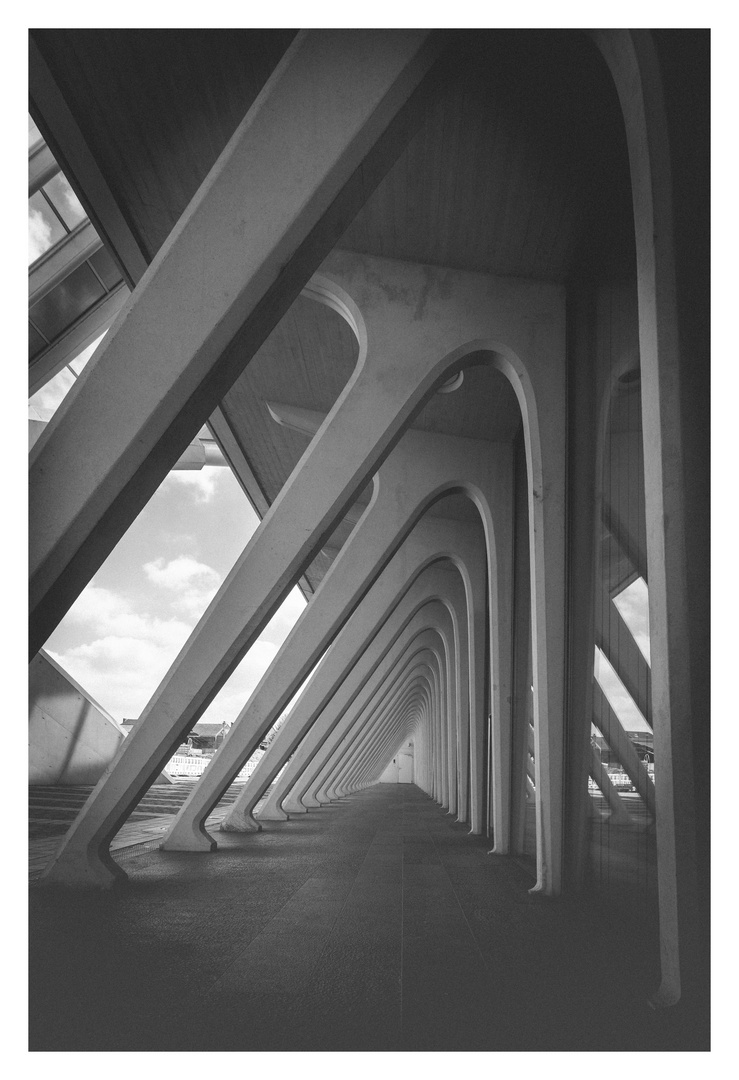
[31,28,636,590]
[32,29,634,278]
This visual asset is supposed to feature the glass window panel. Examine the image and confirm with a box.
[88,247,123,292]
[28,115,42,149]
[29,322,47,360]
[29,263,106,342]
[28,190,66,265]
[42,173,87,231]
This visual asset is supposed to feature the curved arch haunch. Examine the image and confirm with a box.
[42,251,564,904]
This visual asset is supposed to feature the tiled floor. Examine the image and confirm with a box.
[28,784,708,1051]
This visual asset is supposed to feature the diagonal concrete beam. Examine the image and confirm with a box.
[30,29,444,656]
[593,682,655,817]
[40,253,563,891]
[595,600,652,728]
[159,421,502,852]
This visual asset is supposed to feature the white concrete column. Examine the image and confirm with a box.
[321,676,430,799]
[326,649,441,797]
[357,708,420,790]
[41,254,564,889]
[265,576,468,818]
[257,617,449,812]
[243,566,469,827]
[487,450,514,850]
[30,29,442,657]
[160,427,497,850]
[594,30,705,1006]
[310,645,442,802]
[330,660,439,797]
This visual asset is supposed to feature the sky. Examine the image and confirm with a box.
[27,114,313,741]
[28,105,654,747]
[33,336,651,741]
[36,349,306,728]
[43,453,306,727]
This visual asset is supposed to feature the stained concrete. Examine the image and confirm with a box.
[29,784,707,1051]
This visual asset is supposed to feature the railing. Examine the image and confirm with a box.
[166,750,265,779]
[588,762,655,794]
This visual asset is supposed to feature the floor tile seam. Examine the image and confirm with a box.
[188,793,378,1006]
[288,794,396,992]
[424,816,495,980]
[182,857,338,1006]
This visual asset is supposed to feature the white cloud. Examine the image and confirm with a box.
[29,207,52,263]
[57,173,84,222]
[144,555,220,591]
[594,646,650,733]
[196,589,308,727]
[48,576,305,728]
[162,468,219,502]
[258,587,307,649]
[198,640,279,726]
[143,555,222,619]
[64,583,192,645]
[48,584,195,720]
[49,633,188,721]
[612,577,651,665]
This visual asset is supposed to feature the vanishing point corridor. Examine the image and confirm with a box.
[30,785,700,1052]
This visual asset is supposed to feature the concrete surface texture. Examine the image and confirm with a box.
[28,29,709,1028]
[29,784,706,1052]
[29,651,126,785]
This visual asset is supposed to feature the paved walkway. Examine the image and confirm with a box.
[28,780,255,881]
[29,784,706,1051]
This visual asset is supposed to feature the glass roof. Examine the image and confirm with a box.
[29,115,128,386]
[28,188,67,264]
[28,172,91,266]
[43,172,87,231]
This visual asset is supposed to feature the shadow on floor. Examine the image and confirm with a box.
[29,785,708,1051]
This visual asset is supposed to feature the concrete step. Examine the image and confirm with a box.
[28,779,270,881]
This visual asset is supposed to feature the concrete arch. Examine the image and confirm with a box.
[316,627,450,798]
[41,255,563,893]
[318,641,446,801]
[182,528,478,833]
[29,31,443,656]
[258,583,470,822]
[227,563,472,833]
[333,670,436,796]
[316,661,438,800]
[154,445,495,855]
[266,400,512,842]
[297,640,447,802]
